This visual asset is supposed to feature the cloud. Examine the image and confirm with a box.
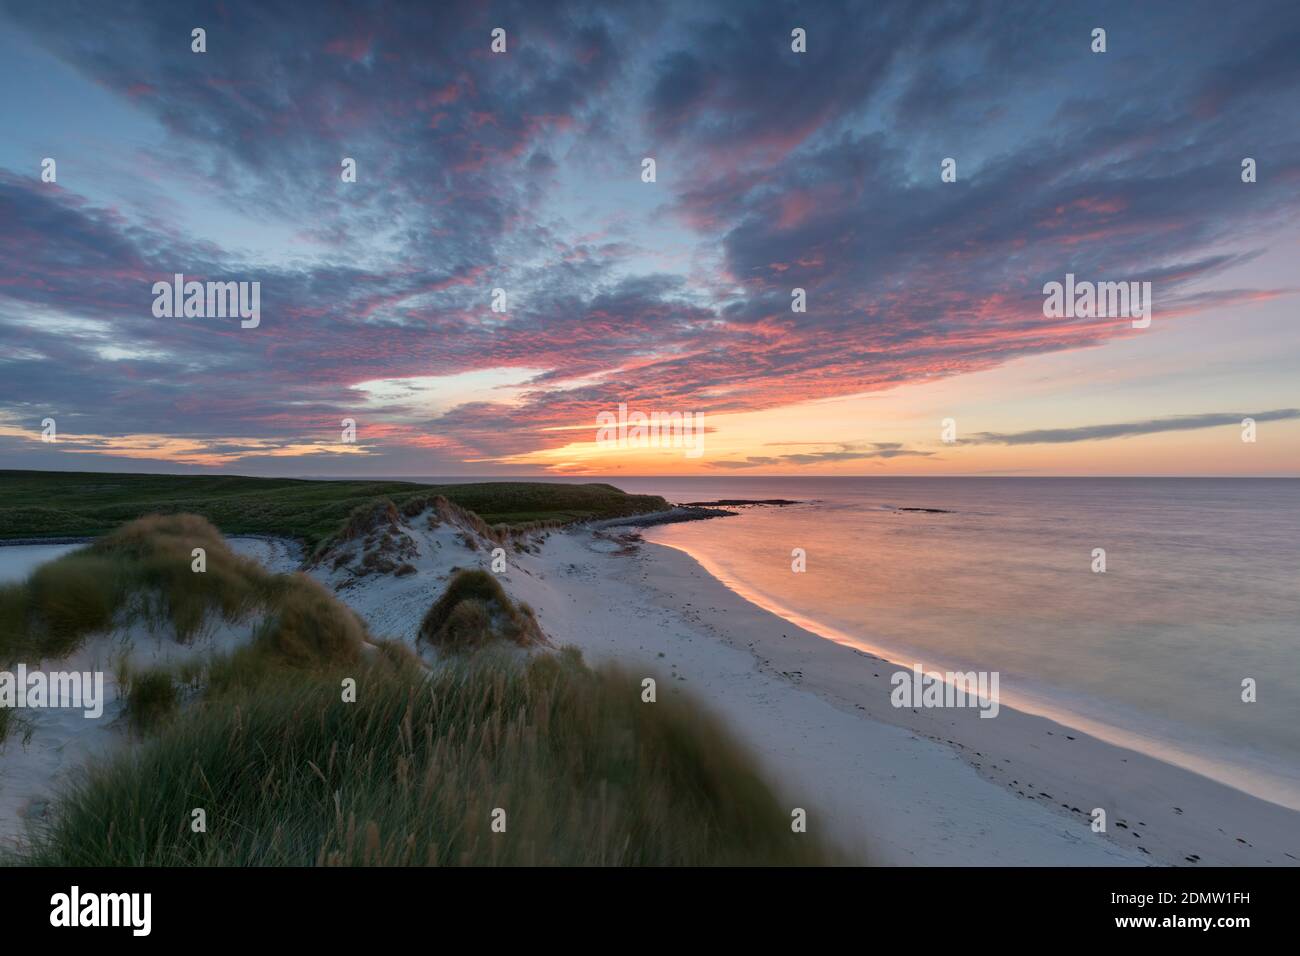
[710,441,933,469]
[966,410,1300,445]
[0,0,1298,473]
[0,421,370,467]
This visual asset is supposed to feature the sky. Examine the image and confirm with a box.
[1,0,1298,478]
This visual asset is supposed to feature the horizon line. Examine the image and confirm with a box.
[2,468,1298,482]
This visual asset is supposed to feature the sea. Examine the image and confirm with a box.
[609,477,1300,811]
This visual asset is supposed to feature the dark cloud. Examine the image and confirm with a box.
[967,410,1300,446]
[711,442,934,469]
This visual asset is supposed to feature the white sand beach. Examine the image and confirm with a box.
[311,508,1300,866]
[4,513,1297,866]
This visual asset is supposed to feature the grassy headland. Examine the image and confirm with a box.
[0,470,669,549]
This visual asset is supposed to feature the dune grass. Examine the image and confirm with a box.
[22,647,836,866]
[5,511,842,866]
[0,471,670,549]
[124,667,180,732]
[251,573,370,668]
[419,569,546,651]
[0,706,22,746]
[0,514,274,664]
[0,513,374,676]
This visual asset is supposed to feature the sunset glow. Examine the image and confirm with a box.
[1,2,1297,477]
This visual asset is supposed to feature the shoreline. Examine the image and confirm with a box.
[600,532,1299,865]
[643,530,1300,816]
[0,537,96,548]
[267,514,1147,864]
[497,529,1144,864]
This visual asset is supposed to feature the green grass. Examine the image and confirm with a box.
[419,569,545,651]
[20,648,838,866]
[0,705,26,746]
[124,667,180,732]
[3,509,845,866]
[0,471,669,550]
[250,573,370,668]
[0,513,345,666]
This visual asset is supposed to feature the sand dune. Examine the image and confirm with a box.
[6,514,1296,866]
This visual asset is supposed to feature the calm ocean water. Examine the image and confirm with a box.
[0,543,79,584]
[608,477,1300,810]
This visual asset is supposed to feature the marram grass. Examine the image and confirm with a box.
[20,649,840,866]
[0,514,359,667]
[4,511,843,866]
[0,513,274,664]
[418,569,546,650]
[123,667,181,733]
